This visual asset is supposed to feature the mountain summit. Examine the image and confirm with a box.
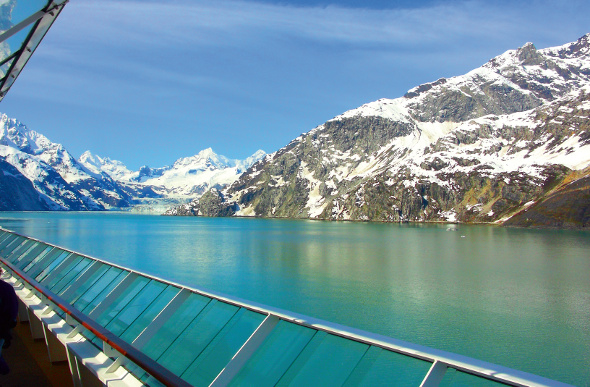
[79,147,266,200]
[169,34,590,227]
[0,114,134,210]
[0,113,266,212]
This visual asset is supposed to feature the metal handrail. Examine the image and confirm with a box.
[1,257,193,387]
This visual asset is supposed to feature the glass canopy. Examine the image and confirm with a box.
[0,0,67,102]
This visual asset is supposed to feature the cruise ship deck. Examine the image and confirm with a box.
[0,227,573,387]
[0,3,580,386]
[2,318,72,387]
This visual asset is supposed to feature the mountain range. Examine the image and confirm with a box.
[166,34,590,228]
[0,115,265,213]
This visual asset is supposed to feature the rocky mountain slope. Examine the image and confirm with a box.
[168,34,590,227]
[0,114,265,212]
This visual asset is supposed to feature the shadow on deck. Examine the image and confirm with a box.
[1,321,72,387]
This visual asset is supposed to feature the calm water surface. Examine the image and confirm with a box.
[0,212,588,385]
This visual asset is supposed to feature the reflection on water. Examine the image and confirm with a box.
[0,212,588,385]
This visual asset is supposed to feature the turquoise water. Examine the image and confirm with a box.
[0,212,588,386]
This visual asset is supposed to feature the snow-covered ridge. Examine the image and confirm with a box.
[0,113,129,210]
[0,111,266,211]
[330,98,413,123]
[1,114,53,154]
[79,151,135,181]
[80,147,266,198]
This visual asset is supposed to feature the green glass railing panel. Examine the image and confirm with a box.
[40,253,81,287]
[3,238,31,259]
[230,320,315,386]
[343,346,432,386]
[0,235,14,249]
[77,268,127,314]
[40,253,73,287]
[157,300,239,376]
[24,247,61,275]
[141,293,212,359]
[61,263,109,303]
[441,369,510,387]
[0,231,10,243]
[35,251,70,282]
[105,280,169,338]
[182,308,266,386]
[5,239,36,263]
[0,235,24,255]
[0,233,18,250]
[14,243,49,269]
[95,276,150,327]
[49,256,92,294]
[119,285,179,344]
[277,331,369,386]
[0,234,10,249]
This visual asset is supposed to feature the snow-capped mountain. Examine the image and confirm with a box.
[79,147,266,200]
[168,34,590,227]
[79,151,136,182]
[0,115,134,210]
[0,114,265,212]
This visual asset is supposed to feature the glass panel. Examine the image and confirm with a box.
[49,256,92,294]
[181,308,266,386]
[230,320,316,386]
[38,253,80,286]
[343,346,432,386]
[94,276,150,327]
[35,251,70,282]
[6,239,36,262]
[441,368,510,387]
[0,232,12,246]
[5,1,50,27]
[119,285,179,344]
[61,262,108,302]
[0,57,14,77]
[277,331,369,386]
[24,247,61,274]
[76,267,126,314]
[0,233,16,249]
[0,26,35,62]
[15,243,49,269]
[0,235,24,255]
[105,280,169,337]
[157,300,239,376]
[141,293,212,358]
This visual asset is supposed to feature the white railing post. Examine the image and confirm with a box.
[420,360,448,387]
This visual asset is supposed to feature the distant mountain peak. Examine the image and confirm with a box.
[198,147,215,157]
[0,113,52,155]
[516,42,542,65]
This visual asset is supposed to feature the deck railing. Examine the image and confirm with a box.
[0,227,572,386]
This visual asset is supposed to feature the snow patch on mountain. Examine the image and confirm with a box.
[79,147,267,202]
[79,151,135,181]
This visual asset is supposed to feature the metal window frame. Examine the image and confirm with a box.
[0,0,68,102]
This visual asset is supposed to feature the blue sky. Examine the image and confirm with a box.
[1,0,589,170]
